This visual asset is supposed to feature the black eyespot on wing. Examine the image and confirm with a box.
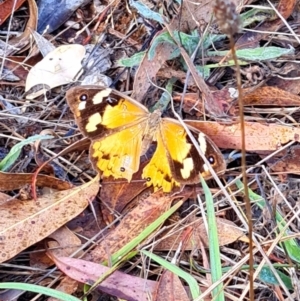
[146,177,151,182]
[80,94,88,101]
[120,167,125,172]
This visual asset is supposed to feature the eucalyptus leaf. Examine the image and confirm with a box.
[208,46,294,61]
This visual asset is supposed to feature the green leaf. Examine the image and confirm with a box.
[258,267,293,290]
[208,46,294,61]
[129,0,165,23]
[117,51,146,67]
[141,250,201,299]
[0,135,53,171]
[0,283,81,301]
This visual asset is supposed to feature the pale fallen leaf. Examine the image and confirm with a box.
[0,176,99,263]
[25,44,86,99]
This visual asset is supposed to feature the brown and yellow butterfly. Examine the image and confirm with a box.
[66,86,226,192]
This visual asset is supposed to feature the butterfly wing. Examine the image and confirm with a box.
[142,118,225,192]
[66,86,150,181]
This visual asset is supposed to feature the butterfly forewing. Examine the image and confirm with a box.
[67,86,150,180]
[66,86,149,140]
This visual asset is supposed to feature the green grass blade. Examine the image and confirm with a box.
[0,283,81,301]
[201,177,224,301]
[0,135,53,171]
[141,250,200,299]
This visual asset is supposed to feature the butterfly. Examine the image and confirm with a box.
[66,86,226,192]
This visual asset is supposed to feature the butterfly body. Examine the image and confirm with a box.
[66,86,226,192]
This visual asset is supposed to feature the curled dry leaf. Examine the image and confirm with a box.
[0,175,99,263]
[25,44,86,99]
[0,171,72,191]
[30,226,83,269]
[5,0,38,55]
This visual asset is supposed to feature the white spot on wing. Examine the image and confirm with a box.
[180,157,194,179]
[93,89,112,104]
[198,132,207,154]
[78,101,86,110]
[86,113,102,132]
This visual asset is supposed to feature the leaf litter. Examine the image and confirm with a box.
[1,0,300,300]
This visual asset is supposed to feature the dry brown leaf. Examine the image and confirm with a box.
[25,44,86,99]
[0,0,26,26]
[30,226,83,268]
[198,218,246,247]
[47,277,79,301]
[243,86,300,106]
[154,270,190,301]
[0,176,99,263]
[155,217,246,251]
[269,145,300,174]
[0,171,72,190]
[132,40,176,102]
[186,120,300,151]
[100,161,151,223]
[87,191,173,263]
[0,192,10,205]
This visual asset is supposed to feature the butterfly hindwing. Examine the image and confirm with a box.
[142,119,226,190]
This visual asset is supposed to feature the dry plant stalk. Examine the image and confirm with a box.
[214,0,254,300]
